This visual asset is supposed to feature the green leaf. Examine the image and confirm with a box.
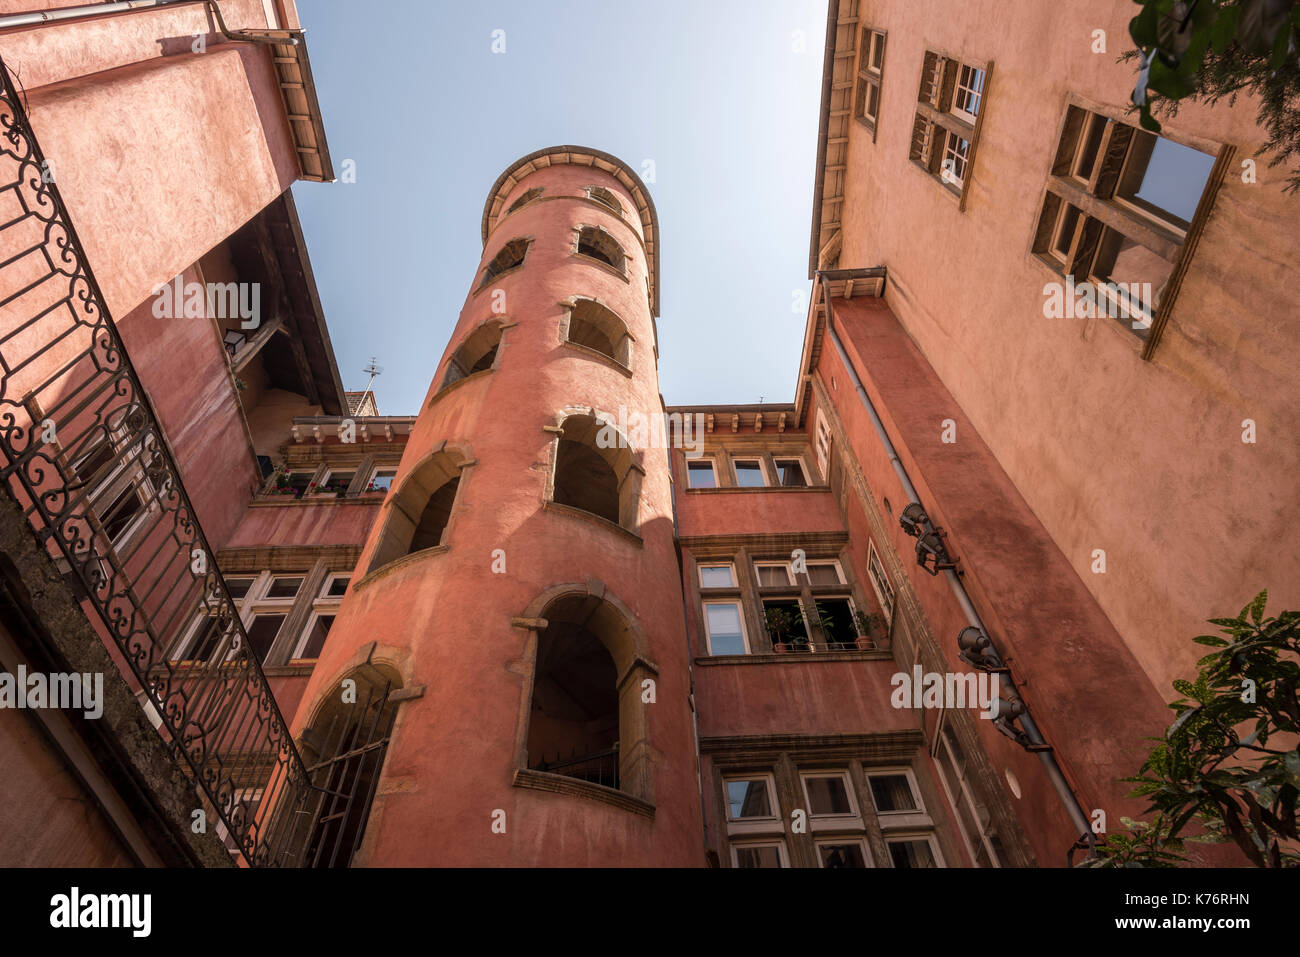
[1131,5,1162,48]
[1194,635,1230,646]
[1250,590,1269,624]
[1211,5,1241,53]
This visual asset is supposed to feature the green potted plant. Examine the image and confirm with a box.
[764,605,806,653]
[853,609,883,650]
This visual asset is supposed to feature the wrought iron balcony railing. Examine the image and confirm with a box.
[0,60,317,866]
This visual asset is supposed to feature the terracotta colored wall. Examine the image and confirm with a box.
[228,500,382,549]
[0,702,134,866]
[815,294,1182,863]
[296,156,705,867]
[18,45,296,319]
[676,484,843,537]
[835,0,1300,702]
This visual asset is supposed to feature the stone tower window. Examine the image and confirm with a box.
[479,237,531,288]
[562,299,632,368]
[408,476,459,552]
[522,588,658,804]
[548,412,643,534]
[366,448,469,573]
[440,320,505,391]
[575,226,625,274]
[507,187,543,214]
[586,186,623,216]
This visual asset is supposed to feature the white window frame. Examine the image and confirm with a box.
[753,561,794,587]
[799,770,862,829]
[934,721,1002,867]
[697,562,737,589]
[805,559,846,586]
[686,458,718,490]
[289,574,347,661]
[884,832,946,868]
[366,466,398,495]
[951,64,985,123]
[866,541,896,624]
[772,454,811,487]
[318,467,356,495]
[731,457,769,489]
[69,431,156,551]
[941,130,970,188]
[865,767,933,830]
[702,599,749,656]
[722,773,782,834]
[729,839,789,869]
[214,787,263,857]
[815,836,875,868]
[814,410,831,480]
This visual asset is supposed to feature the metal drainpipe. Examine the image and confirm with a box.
[0,0,292,46]
[823,299,1097,861]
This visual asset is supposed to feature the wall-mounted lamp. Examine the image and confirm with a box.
[899,502,928,537]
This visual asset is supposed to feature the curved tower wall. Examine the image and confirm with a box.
[294,148,703,866]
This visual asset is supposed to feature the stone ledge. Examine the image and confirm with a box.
[351,544,450,593]
[512,767,655,819]
[542,500,643,547]
[694,650,892,666]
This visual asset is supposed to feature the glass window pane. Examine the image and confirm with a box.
[727,779,773,819]
[322,471,354,493]
[819,843,868,868]
[735,844,783,868]
[865,82,880,120]
[806,563,841,585]
[245,614,285,663]
[184,616,225,661]
[953,65,984,118]
[805,775,852,815]
[734,462,765,488]
[265,577,302,599]
[870,774,918,812]
[1122,133,1215,225]
[225,577,255,600]
[699,565,735,588]
[705,603,745,655]
[687,461,716,489]
[889,839,936,868]
[368,470,396,493]
[775,459,807,487]
[325,577,349,597]
[1074,113,1111,181]
[1054,205,1081,257]
[755,564,791,587]
[297,615,334,660]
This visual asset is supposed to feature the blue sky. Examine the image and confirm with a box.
[293,0,828,415]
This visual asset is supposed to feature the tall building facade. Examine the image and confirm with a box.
[0,0,1293,869]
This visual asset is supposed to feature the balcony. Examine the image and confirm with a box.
[0,61,350,867]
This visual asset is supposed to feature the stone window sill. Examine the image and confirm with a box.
[513,767,655,819]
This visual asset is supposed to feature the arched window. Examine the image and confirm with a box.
[440,320,505,391]
[575,226,625,274]
[479,238,530,288]
[586,186,623,216]
[524,588,656,802]
[366,447,469,573]
[548,412,642,533]
[554,440,618,523]
[562,299,632,368]
[297,665,401,867]
[507,187,543,214]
